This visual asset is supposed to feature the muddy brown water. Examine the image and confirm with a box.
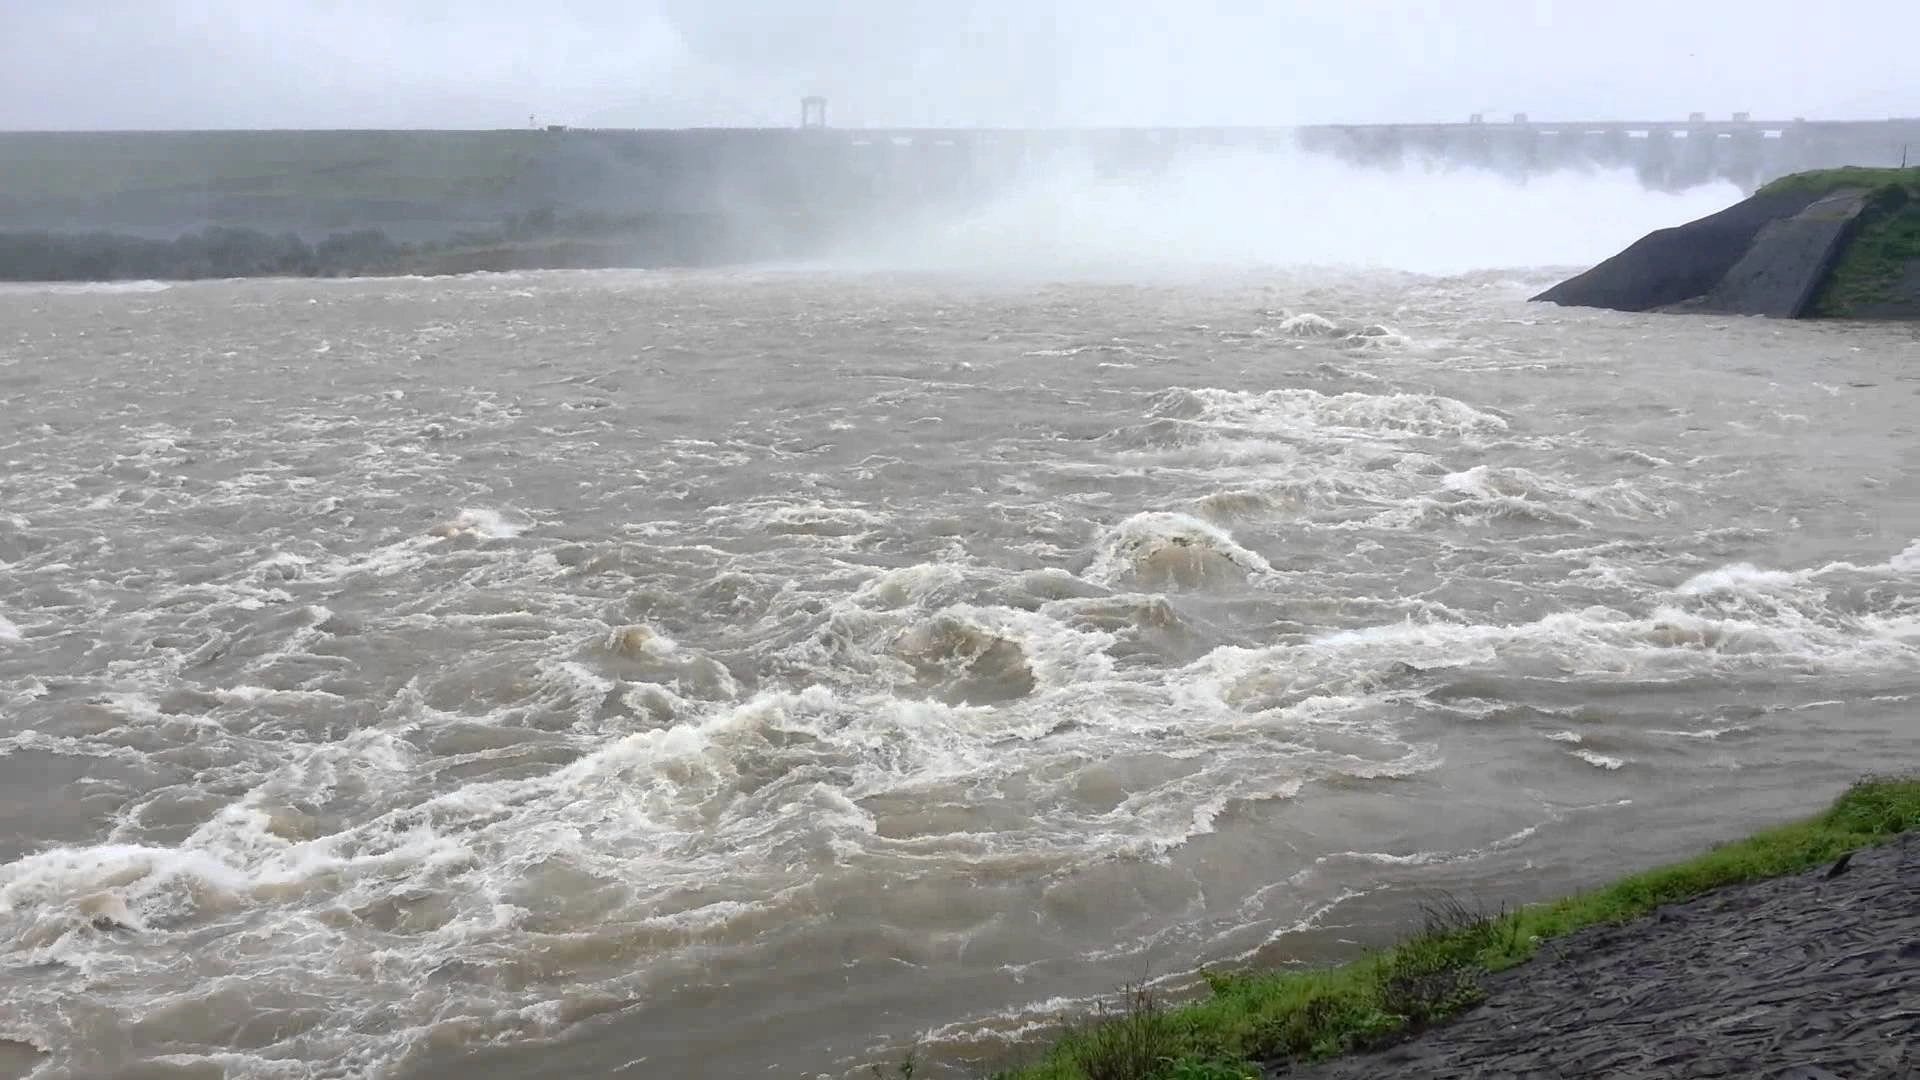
[1,267,1916,1079]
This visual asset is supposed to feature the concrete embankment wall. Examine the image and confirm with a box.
[1529,191,1826,312]
[1534,173,1920,319]
[1697,191,1872,317]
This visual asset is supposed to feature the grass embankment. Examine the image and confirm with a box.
[966,776,1920,1080]
[1815,186,1920,316]
[1755,167,1920,199]
[1752,168,1920,317]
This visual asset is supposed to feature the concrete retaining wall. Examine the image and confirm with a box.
[1697,190,1872,317]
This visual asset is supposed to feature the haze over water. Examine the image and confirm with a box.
[2,159,1918,1080]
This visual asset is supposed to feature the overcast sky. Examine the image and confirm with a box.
[3,0,1915,130]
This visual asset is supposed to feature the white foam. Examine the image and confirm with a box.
[852,562,970,610]
[1646,724,1751,741]
[440,506,527,540]
[1180,386,1509,441]
[756,502,887,536]
[606,623,680,658]
[0,280,172,295]
[1572,749,1626,771]
[1085,511,1275,588]
[0,614,18,642]
[1890,540,1920,573]
[1317,822,1544,872]
[1675,563,1803,596]
[1185,573,1920,726]
[0,843,255,921]
[1277,312,1341,337]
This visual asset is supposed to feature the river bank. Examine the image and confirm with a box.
[1290,827,1918,1079]
[976,776,1919,1080]
[0,213,853,281]
[1533,167,1920,319]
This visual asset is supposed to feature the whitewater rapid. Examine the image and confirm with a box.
[0,265,1916,1080]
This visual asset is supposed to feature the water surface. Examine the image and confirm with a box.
[1,268,1916,1079]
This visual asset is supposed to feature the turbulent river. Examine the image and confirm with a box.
[1,253,1918,1079]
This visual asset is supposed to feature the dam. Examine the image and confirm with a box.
[789,113,1919,195]
[1,112,1914,249]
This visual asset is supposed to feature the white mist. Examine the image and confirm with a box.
[838,147,1746,277]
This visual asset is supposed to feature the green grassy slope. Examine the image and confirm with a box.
[1813,185,1920,316]
[1751,168,1920,317]
[964,776,1920,1080]
[1756,167,1920,198]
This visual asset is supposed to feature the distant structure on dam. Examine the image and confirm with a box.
[529,109,1920,223]
[0,108,1914,244]
[774,107,1920,196]
[1295,113,1918,192]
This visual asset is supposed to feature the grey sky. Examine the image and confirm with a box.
[2,0,1914,130]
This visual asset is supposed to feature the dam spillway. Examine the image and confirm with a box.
[1,116,1915,244]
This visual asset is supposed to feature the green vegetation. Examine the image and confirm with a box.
[1751,168,1920,317]
[1755,167,1920,199]
[981,776,1920,1080]
[1813,184,1920,316]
